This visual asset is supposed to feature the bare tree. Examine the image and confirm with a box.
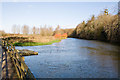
[32,26,36,34]
[0,30,5,36]
[55,25,60,31]
[16,25,20,34]
[48,26,53,36]
[40,26,45,36]
[12,25,17,34]
[22,25,29,35]
[39,25,53,36]
[36,27,40,34]
[53,25,60,35]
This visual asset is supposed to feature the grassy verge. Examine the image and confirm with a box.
[13,39,62,46]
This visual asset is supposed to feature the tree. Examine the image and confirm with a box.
[0,30,5,36]
[40,26,46,36]
[32,26,36,34]
[53,25,60,35]
[82,21,85,25]
[16,25,20,34]
[36,27,40,34]
[48,26,53,36]
[22,25,29,35]
[55,25,60,32]
[91,15,95,21]
[12,25,17,34]
[104,9,108,15]
[39,25,53,36]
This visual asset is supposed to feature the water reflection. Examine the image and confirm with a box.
[15,38,119,78]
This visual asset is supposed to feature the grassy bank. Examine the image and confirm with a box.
[13,39,62,46]
[1,35,64,46]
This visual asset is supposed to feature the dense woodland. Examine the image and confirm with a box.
[70,9,120,43]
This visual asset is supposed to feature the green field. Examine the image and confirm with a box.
[13,39,62,46]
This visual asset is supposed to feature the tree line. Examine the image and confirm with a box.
[12,25,74,36]
[70,9,120,43]
[0,30,5,36]
[12,25,56,36]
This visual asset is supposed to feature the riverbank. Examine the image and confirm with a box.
[13,39,62,46]
[1,34,63,46]
[70,13,120,44]
[1,39,36,79]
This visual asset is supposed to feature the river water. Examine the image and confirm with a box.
[15,38,119,78]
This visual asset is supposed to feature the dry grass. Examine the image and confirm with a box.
[1,34,58,43]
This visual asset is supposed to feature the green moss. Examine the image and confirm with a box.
[13,39,62,46]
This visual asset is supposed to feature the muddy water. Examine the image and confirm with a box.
[15,38,120,78]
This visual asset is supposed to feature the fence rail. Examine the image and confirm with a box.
[2,38,35,79]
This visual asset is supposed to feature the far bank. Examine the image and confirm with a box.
[69,12,120,44]
[1,34,66,46]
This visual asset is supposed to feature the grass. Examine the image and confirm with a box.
[13,39,62,46]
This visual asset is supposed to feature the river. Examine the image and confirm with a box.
[15,38,119,78]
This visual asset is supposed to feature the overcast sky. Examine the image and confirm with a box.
[0,1,118,33]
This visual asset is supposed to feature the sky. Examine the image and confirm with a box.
[0,1,118,33]
[0,0,119,2]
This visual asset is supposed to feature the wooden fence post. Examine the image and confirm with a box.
[10,44,13,58]
[2,40,3,46]
[1,38,35,79]
[7,45,10,52]
[3,40,5,46]
[13,46,15,53]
